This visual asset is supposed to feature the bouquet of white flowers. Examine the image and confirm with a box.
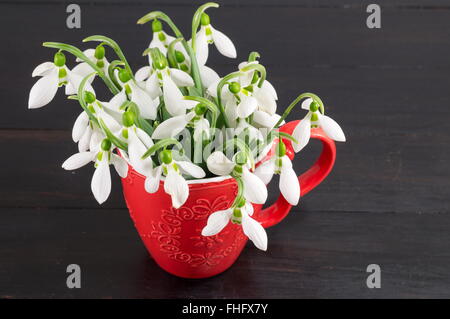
[28,2,345,251]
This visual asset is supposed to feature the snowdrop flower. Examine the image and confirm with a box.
[61,138,128,204]
[111,69,157,120]
[206,151,267,204]
[145,150,205,208]
[195,13,237,66]
[151,103,210,141]
[292,98,346,152]
[72,45,109,80]
[28,52,94,109]
[238,61,278,116]
[255,141,300,206]
[147,19,176,56]
[202,199,267,251]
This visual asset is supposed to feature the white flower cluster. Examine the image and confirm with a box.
[28,3,345,251]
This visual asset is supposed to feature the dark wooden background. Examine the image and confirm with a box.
[1,0,450,298]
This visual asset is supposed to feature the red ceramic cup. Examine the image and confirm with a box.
[121,120,336,278]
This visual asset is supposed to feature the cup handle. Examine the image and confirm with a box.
[257,120,337,228]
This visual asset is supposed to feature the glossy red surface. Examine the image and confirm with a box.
[121,121,336,278]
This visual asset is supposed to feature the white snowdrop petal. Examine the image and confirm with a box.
[262,80,278,100]
[128,130,153,176]
[131,84,157,120]
[318,114,346,142]
[135,66,152,82]
[211,27,237,59]
[76,49,95,62]
[242,214,268,251]
[71,62,95,80]
[96,107,122,134]
[252,110,277,129]
[254,159,275,185]
[111,154,129,178]
[254,87,277,115]
[151,115,188,139]
[89,128,104,153]
[206,151,235,176]
[292,116,311,153]
[78,125,93,152]
[206,78,220,97]
[72,112,89,142]
[28,70,59,109]
[242,167,268,204]
[163,75,186,116]
[32,62,55,77]
[193,118,210,141]
[301,98,313,110]
[136,127,154,148]
[164,170,189,209]
[237,96,257,118]
[62,152,94,170]
[91,158,111,205]
[144,166,162,193]
[199,65,220,88]
[169,68,194,87]
[225,98,238,125]
[149,37,167,55]
[108,89,127,112]
[279,156,300,206]
[201,209,232,236]
[146,72,162,99]
[66,71,95,95]
[196,30,209,66]
[176,161,206,178]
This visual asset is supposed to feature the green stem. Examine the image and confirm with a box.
[248,51,260,62]
[167,38,184,68]
[108,60,125,91]
[43,42,119,94]
[216,71,242,127]
[142,138,183,159]
[83,35,134,81]
[273,92,325,129]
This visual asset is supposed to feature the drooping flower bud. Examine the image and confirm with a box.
[152,19,163,32]
[84,91,96,104]
[101,138,112,151]
[200,13,210,26]
[118,69,132,83]
[53,51,66,67]
[94,45,105,60]
[160,149,173,165]
[228,82,241,94]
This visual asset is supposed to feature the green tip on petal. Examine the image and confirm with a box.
[276,141,286,157]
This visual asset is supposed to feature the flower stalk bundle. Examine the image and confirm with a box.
[28,2,345,251]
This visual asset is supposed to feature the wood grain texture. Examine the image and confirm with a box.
[1,208,449,298]
[0,0,449,298]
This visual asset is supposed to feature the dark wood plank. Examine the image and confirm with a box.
[1,207,449,298]
[3,3,450,128]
